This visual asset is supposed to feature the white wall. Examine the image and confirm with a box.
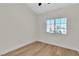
[0,4,37,54]
[38,4,79,51]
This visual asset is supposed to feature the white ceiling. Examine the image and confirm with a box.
[26,3,74,14]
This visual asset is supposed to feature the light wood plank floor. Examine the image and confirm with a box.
[2,41,79,56]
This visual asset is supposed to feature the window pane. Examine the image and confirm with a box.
[61,29,67,34]
[47,20,51,25]
[47,19,55,33]
[55,24,61,29]
[61,24,66,29]
[50,20,54,33]
[51,20,54,24]
[50,24,54,33]
[57,29,61,34]
[61,24,67,34]
[55,24,61,33]
[46,25,51,32]
[61,18,67,24]
[55,18,61,24]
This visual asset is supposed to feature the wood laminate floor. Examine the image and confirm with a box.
[3,41,79,56]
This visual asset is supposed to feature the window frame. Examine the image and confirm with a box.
[46,17,67,35]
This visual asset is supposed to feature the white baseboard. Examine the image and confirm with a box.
[0,40,35,56]
[0,40,79,56]
[38,40,79,52]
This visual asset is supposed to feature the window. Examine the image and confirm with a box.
[46,18,67,34]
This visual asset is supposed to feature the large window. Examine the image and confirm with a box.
[46,18,67,34]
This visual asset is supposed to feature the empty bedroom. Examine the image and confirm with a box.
[0,3,79,56]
